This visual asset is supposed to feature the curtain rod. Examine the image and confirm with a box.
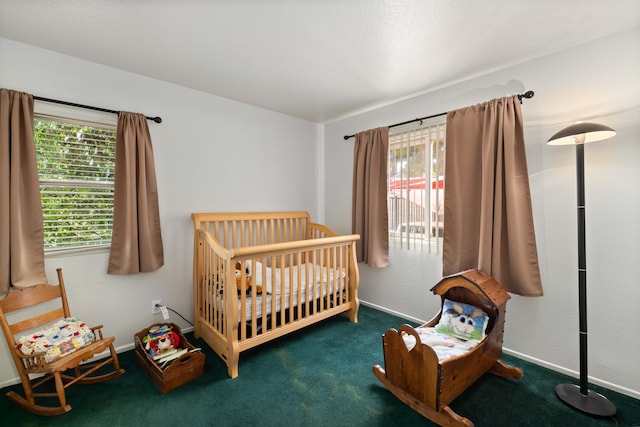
[343,90,534,140]
[32,95,162,123]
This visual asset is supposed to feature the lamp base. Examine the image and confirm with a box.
[555,383,617,417]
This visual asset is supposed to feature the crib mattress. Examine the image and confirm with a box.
[250,261,345,295]
[401,327,480,361]
[218,281,340,322]
[208,262,346,322]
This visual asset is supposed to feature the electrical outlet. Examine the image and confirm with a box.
[151,299,162,314]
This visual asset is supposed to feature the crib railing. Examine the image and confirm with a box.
[193,211,312,248]
[195,230,359,335]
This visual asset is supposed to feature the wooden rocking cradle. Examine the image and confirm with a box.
[372,269,523,427]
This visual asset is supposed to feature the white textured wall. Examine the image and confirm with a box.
[324,27,640,398]
[0,38,321,387]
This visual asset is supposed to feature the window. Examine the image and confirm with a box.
[34,113,116,251]
[388,118,446,252]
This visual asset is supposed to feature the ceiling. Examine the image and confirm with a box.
[1,0,639,123]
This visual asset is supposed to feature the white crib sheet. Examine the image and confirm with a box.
[237,282,333,321]
[249,261,345,295]
[211,262,347,323]
[216,281,341,322]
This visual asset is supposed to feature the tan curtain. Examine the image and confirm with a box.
[0,89,47,291]
[107,112,164,274]
[443,96,543,296]
[352,127,389,268]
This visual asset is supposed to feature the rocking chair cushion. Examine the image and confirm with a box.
[17,317,96,363]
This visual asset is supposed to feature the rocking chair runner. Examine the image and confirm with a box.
[0,268,125,416]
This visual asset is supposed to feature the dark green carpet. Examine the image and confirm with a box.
[1,305,638,426]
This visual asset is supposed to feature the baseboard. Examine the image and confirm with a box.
[502,348,640,401]
[360,299,640,401]
[359,300,426,324]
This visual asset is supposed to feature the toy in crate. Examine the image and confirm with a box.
[142,324,181,362]
[134,323,205,393]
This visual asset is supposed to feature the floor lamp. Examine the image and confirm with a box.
[547,122,617,417]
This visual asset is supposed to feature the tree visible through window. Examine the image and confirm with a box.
[388,119,446,252]
[34,115,116,251]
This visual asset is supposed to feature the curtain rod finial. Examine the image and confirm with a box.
[520,91,534,100]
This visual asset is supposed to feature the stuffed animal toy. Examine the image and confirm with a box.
[143,325,180,358]
[235,261,251,292]
[235,261,263,294]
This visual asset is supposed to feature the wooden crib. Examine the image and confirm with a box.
[373,269,523,427]
[192,211,360,378]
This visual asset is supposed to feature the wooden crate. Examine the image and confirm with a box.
[134,323,205,393]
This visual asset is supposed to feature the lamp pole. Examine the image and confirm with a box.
[552,128,617,417]
[575,139,588,395]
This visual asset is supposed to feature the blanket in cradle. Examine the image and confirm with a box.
[402,327,480,361]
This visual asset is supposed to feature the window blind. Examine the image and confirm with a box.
[388,119,446,253]
[34,115,116,251]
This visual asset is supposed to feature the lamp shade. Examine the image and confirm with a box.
[547,122,616,145]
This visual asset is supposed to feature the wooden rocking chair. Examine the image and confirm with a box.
[0,268,125,416]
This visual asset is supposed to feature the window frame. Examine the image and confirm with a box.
[387,117,446,254]
[33,101,117,255]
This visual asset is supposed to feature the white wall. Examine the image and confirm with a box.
[0,38,322,386]
[324,27,640,398]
